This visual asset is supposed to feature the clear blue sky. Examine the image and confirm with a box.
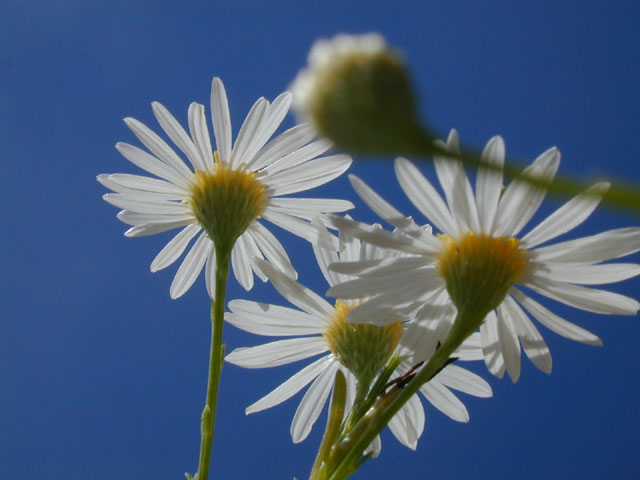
[2,1,639,479]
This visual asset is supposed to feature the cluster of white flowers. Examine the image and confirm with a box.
[99,34,640,477]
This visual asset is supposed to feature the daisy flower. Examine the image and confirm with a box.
[225,221,491,449]
[328,129,640,382]
[98,77,353,298]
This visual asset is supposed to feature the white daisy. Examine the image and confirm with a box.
[99,77,353,298]
[225,221,491,450]
[328,129,640,382]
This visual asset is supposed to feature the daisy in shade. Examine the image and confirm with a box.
[225,221,491,450]
[328,129,640,382]
[98,77,353,299]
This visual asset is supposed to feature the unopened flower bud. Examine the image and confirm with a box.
[291,33,426,155]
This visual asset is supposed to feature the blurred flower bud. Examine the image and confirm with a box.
[291,33,427,155]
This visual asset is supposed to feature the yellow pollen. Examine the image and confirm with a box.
[437,232,528,318]
[324,300,404,386]
[189,153,268,254]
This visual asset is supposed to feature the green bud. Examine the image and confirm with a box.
[291,33,428,155]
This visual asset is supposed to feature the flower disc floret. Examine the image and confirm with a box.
[324,300,404,386]
[437,232,528,322]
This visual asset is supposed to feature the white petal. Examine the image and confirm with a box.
[117,210,193,226]
[421,381,469,422]
[247,222,296,278]
[230,98,268,169]
[531,227,640,264]
[124,219,194,237]
[502,295,552,375]
[328,264,440,301]
[226,299,324,336]
[511,287,602,345]
[476,136,505,234]
[311,219,342,287]
[495,147,560,237]
[327,215,438,255]
[521,182,609,248]
[329,256,430,278]
[239,229,267,282]
[151,224,201,272]
[349,174,426,238]
[435,365,492,398]
[527,277,640,315]
[231,234,255,291]
[100,173,188,197]
[245,356,331,414]
[433,153,480,235]
[496,302,522,382]
[152,101,205,173]
[531,262,640,285]
[188,102,214,172]
[225,337,328,369]
[291,361,338,443]
[395,157,457,235]
[455,332,486,361]
[256,259,334,318]
[251,123,318,171]
[242,92,292,169]
[268,198,354,219]
[114,142,190,188]
[261,137,332,176]
[266,155,352,196]
[262,210,338,250]
[388,394,424,450]
[205,248,217,299]
[124,116,193,179]
[210,77,232,164]
[480,312,506,378]
[103,193,191,215]
[169,232,211,298]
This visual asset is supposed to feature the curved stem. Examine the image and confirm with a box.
[195,253,230,480]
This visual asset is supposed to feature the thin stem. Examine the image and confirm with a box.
[195,252,230,480]
[310,370,347,480]
[326,309,478,480]
[343,355,401,434]
[411,129,640,216]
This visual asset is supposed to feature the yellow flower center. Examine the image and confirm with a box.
[437,232,528,320]
[189,153,268,255]
[324,300,404,386]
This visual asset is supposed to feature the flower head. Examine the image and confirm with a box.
[328,130,640,382]
[99,77,353,299]
[225,221,491,449]
[290,33,423,154]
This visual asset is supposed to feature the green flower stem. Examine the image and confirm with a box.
[326,309,481,480]
[195,252,231,480]
[310,370,348,480]
[409,129,640,216]
[343,355,401,434]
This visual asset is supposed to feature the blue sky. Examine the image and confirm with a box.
[2,1,639,479]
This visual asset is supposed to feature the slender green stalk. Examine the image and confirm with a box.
[326,309,480,480]
[195,252,230,480]
[408,129,640,216]
[310,370,347,480]
[342,355,401,434]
